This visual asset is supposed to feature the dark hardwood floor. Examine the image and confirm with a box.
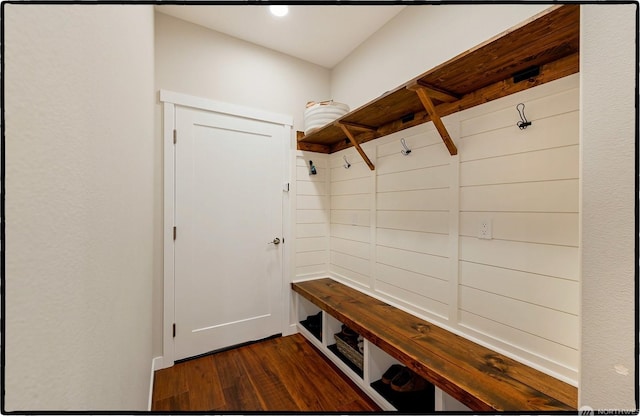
[152,333,381,412]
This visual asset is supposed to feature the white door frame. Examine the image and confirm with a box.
[159,90,293,369]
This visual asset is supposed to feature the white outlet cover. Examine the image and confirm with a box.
[479,219,493,240]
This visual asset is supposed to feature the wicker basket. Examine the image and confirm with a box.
[334,332,364,370]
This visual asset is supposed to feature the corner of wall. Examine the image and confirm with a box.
[579,3,637,409]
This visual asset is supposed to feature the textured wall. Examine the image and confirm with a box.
[580,4,637,410]
[4,5,155,410]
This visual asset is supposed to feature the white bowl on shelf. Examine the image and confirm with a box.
[304,100,349,135]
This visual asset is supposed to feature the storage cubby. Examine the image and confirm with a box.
[366,342,401,383]
[296,295,322,342]
[323,313,344,346]
[370,375,434,412]
[293,278,578,412]
[325,314,364,379]
[435,387,472,412]
[367,343,435,412]
[294,288,435,411]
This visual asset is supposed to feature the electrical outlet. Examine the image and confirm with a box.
[479,219,492,240]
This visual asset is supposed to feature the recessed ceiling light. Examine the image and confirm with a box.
[269,5,289,17]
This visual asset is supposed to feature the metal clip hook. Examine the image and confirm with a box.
[516,103,532,130]
[400,138,411,155]
[343,155,351,169]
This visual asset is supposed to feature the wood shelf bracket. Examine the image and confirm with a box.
[411,86,458,156]
[407,81,460,103]
[338,121,377,132]
[337,122,375,171]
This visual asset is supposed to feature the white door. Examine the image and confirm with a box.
[173,105,287,361]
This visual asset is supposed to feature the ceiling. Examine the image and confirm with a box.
[154,5,405,68]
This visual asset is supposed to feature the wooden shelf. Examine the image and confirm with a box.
[297,4,580,167]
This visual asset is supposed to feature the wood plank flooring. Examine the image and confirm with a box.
[152,333,380,412]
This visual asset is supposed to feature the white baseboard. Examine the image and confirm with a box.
[283,323,298,337]
[148,356,163,410]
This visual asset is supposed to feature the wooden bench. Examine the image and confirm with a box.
[292,278,578,412]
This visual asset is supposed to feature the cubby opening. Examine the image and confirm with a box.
[368,343,435,412]
[435,387,472,412]
[325,314,364,379]
[296,295,322,342]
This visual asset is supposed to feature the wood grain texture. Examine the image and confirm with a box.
[413,86,458,155]
[296,5,579,153]
[297,141,330,153]
[152,334,380,412]
[292,278,578,411]
[407,81,460,102]
[328,52,579,154]
[414,5,579,94]
[338,122,375,170]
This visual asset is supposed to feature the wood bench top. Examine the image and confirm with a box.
[292,278,578,412]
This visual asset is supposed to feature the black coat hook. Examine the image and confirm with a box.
[516,103,532,129]
[400,138,411,155]
[309,160,317,175]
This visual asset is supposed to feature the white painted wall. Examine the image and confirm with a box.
[580,4,637,410]
[154,12,330,130]
[154,12,331,357]
[4,4,155,411]
[330,4,550,110]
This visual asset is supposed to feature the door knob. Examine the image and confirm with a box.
[269,237,281,245]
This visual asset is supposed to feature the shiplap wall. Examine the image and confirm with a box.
[457,75,580,375]
[328,147,374,288]
[296,74,580,382]
[294,152,330,277]
[374,128,454,320]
